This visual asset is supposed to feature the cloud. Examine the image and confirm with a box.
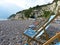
[0,0,53,9]
[0,0,29,9]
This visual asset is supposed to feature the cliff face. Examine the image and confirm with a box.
[8,1,60,20]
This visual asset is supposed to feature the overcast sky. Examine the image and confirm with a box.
[0,0,53,19]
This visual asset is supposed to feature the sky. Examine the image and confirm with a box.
[0,0,53,19]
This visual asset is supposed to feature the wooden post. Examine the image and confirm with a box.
[44,29,49,40]
[58,36,60,42]
[27,38,31,45]
[56,32,60,42]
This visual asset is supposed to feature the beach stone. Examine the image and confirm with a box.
[0,20,60,45]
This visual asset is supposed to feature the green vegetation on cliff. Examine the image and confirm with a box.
[8,0,58,19]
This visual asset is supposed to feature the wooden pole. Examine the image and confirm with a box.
[44,29,49,40]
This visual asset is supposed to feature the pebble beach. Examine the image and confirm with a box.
[0,20,60,45]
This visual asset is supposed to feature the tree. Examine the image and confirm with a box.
[43,10,51,18]
[24,8,32,18]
